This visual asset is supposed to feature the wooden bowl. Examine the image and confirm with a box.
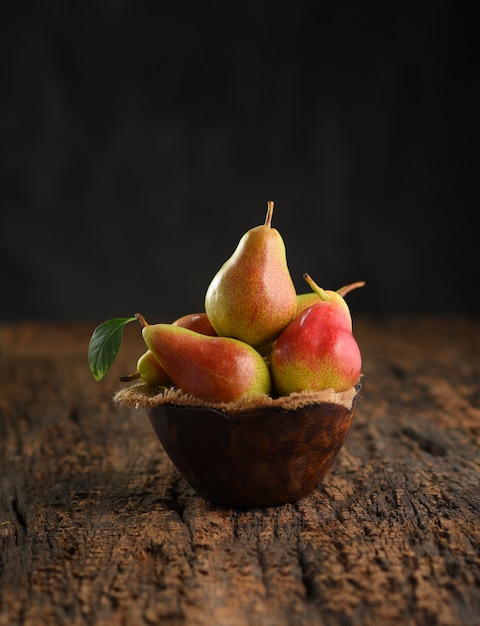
[115,386,360,508]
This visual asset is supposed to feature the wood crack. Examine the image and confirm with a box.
[11,496,27,532]
[296,541,316,601]
[402,425,448,457]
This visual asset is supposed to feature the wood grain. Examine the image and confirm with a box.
[1,316,479,625]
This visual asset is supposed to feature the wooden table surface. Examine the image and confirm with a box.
[1,316,479,626]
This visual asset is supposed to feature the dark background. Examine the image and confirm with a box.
[1,2,477,323]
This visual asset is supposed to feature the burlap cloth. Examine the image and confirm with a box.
[114,383,360,415]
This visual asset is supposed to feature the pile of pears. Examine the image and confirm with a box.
[118,201,363,405]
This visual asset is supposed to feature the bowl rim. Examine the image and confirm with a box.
[114,382,362,416]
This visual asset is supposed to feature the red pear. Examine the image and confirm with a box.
[295,275,365,328]
[121,313,217,387]
[137,314,271,403]
[173,312,217,336]
[270,274,362,394]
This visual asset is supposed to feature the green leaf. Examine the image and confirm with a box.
[88,317,137,381]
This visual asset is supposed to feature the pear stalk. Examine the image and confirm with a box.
[135,312,148,328]
[303,273,365,300]
[303,273,329,301]
[120,371,141,382]
[337,281,366,297]
[265,200,274,227]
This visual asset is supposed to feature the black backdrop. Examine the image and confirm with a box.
[1,2,477,322]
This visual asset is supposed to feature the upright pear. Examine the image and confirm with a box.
[204,201,297,348]
[136,314,271,403]
[270,274,362,394]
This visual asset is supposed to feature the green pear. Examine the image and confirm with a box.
[120,349,172,387]
[295,279,365,320]
[204,201,297,348]
[136,314,271,403]
[270,274,362,394]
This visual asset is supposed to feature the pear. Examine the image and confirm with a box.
[295,278,365,321]
[172,312,217,336]
[270,274,362,394]
[258,277,364,359]
[120,313,217,386]
[204,201,297,349]
[136,314,271,404]
[120,349,172,387]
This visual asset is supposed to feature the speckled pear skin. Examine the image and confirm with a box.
[295,292,322,317]
[146,393,359,507]
[270,303,362,395]
[295,290,352,327]
[142,323,272,404]
[121,313,218,388]
[204,201,297,349]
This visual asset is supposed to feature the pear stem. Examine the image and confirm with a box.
[264,200,274,227]
[120,371,141,382]
[303,273,329,301]
[336,281,366,297]
[135,313,149,328]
